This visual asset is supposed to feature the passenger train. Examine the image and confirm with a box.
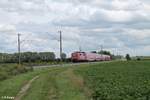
[71,52,111,62]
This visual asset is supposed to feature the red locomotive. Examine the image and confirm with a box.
[71,52,111,62]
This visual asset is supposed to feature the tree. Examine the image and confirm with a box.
[126,54,131,61]
[91,51,97,53]
[0,52,56,63]
[98,50,111,56]
[137,57,141,61]
[39,52,55,62]
[61,53,67,61]
[22,52,40,62]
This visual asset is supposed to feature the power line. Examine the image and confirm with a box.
[46,31,63,60]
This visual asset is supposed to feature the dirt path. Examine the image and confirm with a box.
[64,69,92,98]
[55,68,91,100]
[15,75,39,100]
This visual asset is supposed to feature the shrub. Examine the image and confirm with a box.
[0,64,34,81]
[0,71,9,81]
[137,58,141,61]
[126,54,131,61]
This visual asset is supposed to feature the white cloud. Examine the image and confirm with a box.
[123,29,150,39]
[0,0,150,56]
[112,0,142,10]
[103,10,133,22]
[0,24,16,33]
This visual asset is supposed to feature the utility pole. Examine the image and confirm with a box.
[58,31,62,61]
[116,48,118,56]
[101,45,103,52]
[100,45,103,59]
[100,45,103,55]
[18,33,21,66]
[79,46,82,52]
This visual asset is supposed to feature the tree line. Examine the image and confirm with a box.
[91,50,112,55]
[0,52,57,63]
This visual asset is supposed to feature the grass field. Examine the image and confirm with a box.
[0,61,150,100]
[0,64,33,81]
[75,61,150,100]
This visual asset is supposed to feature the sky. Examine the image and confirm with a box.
[0,0,150,57]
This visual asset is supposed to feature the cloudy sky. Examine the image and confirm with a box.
[0,0,150,57]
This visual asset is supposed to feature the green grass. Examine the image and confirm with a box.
[0,68,50,99]
[22,68,64,100]
[22,67,88,100]
[55,69,88,100]
[75,61,150,100]
[0,64,33,81]
[1,61,150,100]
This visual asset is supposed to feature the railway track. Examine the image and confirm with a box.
[32,61,115,69]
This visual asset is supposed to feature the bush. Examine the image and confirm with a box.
[0,64,34,81]
[137,58,141,61]
[0,71,9,81]
[126,54,131,61]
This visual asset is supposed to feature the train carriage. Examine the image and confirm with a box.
[71,52,111,62]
